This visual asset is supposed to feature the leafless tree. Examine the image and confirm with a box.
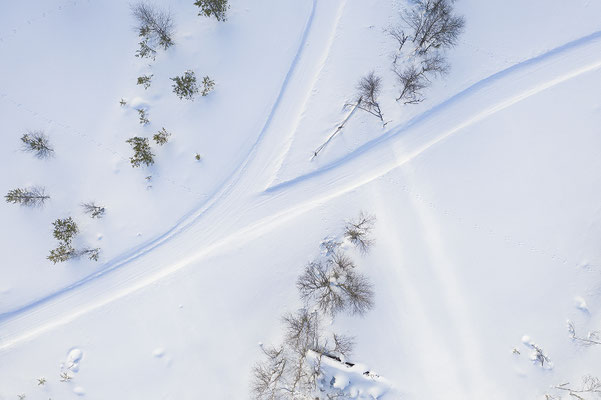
[320,237,342,257]
[332,333,354,359]
[131,2,174,58]
[393,64,428,104]
[252,310,321,400]
[251,308,357,400]
[5,187,49,207]
[21,130,54,158]
[527,342,551,368]
[81,202,105,218]
[421,51,450,77]
[354,72,385,124]
[297,256,374,317]
[251,345,288,400]
[297,261,345,317]
[342,269,375,316]
[568,320,601,346]
[344,212,376,253]
[386,0,463,107]
[402,0,465,55]
[282,309,321,355]
[78,247,100,262]
[331,252,356,271]
[386,26,408,53]
[554,375,601,399]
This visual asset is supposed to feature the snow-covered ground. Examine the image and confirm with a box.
[1,0,601,399]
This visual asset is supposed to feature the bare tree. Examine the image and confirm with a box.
[524,341,551,368]
[297,261,345,317]
[386,0,464,107]
[341,268,375,316]
[5,187,49,207]
[393,64,428,104]
[568,320,601,346]
[251,345,288,400]
[297,255,374,317]
[251,308,358,400]
[420,51,450,76]
[131,2,175,58]
[332,333,354,359]
[252,309,323,400]
[354,72,385,124]
[282,309,321,356]
[402,0,465,55]
[78,247,100,262]
[554,376,601,399]
[344,211,376,253]
[81,202,105,218]
[386,26,408,53]
[21,131,54,158]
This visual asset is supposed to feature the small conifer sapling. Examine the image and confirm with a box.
[126,137,155,167]
[171,70,199,100]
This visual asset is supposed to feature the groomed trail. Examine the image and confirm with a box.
[2,5,601,353]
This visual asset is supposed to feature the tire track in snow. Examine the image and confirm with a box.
[2,27,601,352]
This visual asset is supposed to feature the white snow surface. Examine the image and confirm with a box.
[1,0,601,399]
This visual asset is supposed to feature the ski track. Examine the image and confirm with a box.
[2,25,601,352]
